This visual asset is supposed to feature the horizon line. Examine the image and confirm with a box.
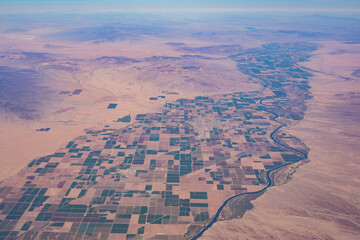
[1,7,360,15]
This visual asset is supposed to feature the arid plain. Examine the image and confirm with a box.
[201,42,360,239]
[0,24,258,181]
[0,13,359,239]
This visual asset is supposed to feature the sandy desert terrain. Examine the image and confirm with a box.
[0,28,259,182]
[0,12,359,240]
[201,42,360,240]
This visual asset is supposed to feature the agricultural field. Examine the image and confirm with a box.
[0,43,315,239]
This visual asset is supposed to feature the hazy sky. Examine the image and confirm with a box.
[0,0,359,14]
